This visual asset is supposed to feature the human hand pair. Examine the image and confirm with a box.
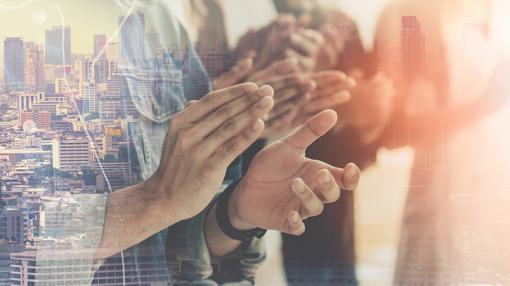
[235,15,324,73]
[337,70,396,143]
[260,70,356,142]
[145,83,275,222]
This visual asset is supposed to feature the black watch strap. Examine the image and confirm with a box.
[216,180,267,241]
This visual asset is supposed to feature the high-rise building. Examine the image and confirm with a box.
[74,58,94,84]
[401,16,426,82]
[106,73,121,97]
[107,60,118,79]
[93,34,107,60]
[99,96,121,123]
[45,26,71,65]
[24,42,45,92]
[0,207,27,243]
[81,82,96,113]
[94,58,108,83]
[24,42,36,91]
[3,37,25,92]
[106,42,118,61]
[119,12,145,64]
[52,136,90,172]
[34,44,45,92]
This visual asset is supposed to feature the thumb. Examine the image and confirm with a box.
[284,109,338,150]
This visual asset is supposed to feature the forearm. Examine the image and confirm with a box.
[95,182,181,260]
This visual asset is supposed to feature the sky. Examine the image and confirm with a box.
[0,0,121,55]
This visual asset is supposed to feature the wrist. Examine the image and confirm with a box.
[227,182,255,230]
[142,176,187,223]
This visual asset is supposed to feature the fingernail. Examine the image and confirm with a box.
[335,91,350,100]
[252,119,264,131]
[257,96,273,108]
[346,163,358,177]
[257,85,274,97]
[290,212,300,224]
[292,179,305,193]
[320,171,331,184]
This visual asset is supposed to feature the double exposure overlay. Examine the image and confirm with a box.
[1,0,510,285]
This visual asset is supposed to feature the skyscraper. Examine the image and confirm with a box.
[45,26,71,65]
[24,42,45,92]
[401,16,427,83]
[93,34,107,60]
[24,42,36,90]
[94,58,108,83]
[119,12,145,64]
[81,81,97,113]
[34,44,45,92]
[106,42,119,61]
[3,37,25,92]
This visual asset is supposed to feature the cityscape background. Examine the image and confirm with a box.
[0,1,507,285]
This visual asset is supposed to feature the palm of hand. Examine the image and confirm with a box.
[236,141,330,231]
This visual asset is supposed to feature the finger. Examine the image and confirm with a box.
[299,29,325,47]
[314,169,341,203]
[285,210,305,236]
[213,58,253,89]
[251,58,299,81]
[289,30,324,57]
[208,118,265,168]
[271,91,310,119]
[202,95,274,157]
[291,178,324,219]
[264,74,305,91]
[328,162,361,191]
[266,108,299,131]
[285,49,314,71]
[321,25,344,52]
[340,162,361,190]
[194,85,274,138]
[185,100,198,108]
[181,83,258,124]
[284,109,338,150]
[274,79,316,106]
[313,71,357,93]
[274,87,301,105]
[303,90,351,114]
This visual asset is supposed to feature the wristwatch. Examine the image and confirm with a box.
[216,180,267,241]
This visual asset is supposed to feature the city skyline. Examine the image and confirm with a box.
[0,0,122,55]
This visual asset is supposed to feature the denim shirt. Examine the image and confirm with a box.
[27,1,264,285]
[94,1,265,285]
